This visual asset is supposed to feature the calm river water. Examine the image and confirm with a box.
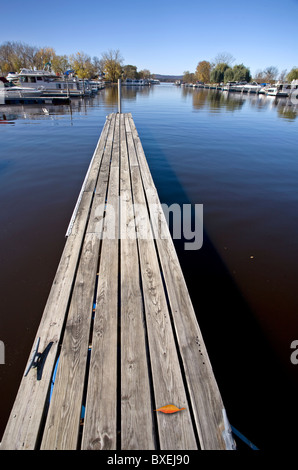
[0,83,298,449]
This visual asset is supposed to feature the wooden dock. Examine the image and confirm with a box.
[1,113,234,451]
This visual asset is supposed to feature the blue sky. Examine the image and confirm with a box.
[1,0,298,76]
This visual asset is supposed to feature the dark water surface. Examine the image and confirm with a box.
[0,84,297,449]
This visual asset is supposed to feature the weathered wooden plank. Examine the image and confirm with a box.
[0,190,94,450]
[125,115,138,167]
[129,164,197,450]
[66,115,111,236]
[86,114,116,234]
[128,114,231,450]
[83,115,111,192]
[111,113,120,168]
[40,231,101,450]
[119,114,156,450]
[81,165,119,449]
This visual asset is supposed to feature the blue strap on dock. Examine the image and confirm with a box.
[231,425,259,450]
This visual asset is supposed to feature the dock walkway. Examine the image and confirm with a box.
[1,113,233,450]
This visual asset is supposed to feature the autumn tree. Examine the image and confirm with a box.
[195,61,211,83]
[34,47,56,69]
[101,49,123,82]
[0,41,37,73]
[51,55,70,75]
[183,70,195,83]
[139,69,151,79]
[69,51,96,79]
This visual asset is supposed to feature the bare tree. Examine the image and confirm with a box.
[214,52,235,66]
[263,66,279,83]
[279,69,287,81]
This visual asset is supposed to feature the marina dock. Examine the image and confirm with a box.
[1,113,234,450]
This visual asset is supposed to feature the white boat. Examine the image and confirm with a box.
[265,82,293,97]
[222,82,239,92]
[241,82,262,93]
[89,80,105,92]
[123,79,150,86]
[0,83,43,103]
[6,72,19,84]
[11,68,88,97]
[258,84,271,94]
[222,81,261,93]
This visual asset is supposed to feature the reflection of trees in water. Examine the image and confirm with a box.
[122,85,151,100]
[104,84,152,106]
[276,105,297,121]
[207,90,245,112]
[104,86,118,107]
[190,88,297,119]
[191,89,245,112]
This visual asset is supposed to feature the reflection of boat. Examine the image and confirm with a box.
[0,117,14,124]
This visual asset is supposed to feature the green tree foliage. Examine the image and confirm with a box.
[195,61,211,83]
[287,67,298,81]
[101,49,123,82]
[210,63,230,84]
[223,68,234,83]
[232,64,251,82]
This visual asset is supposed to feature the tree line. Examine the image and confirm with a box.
[184,52,298,84]
[0,41,152,82]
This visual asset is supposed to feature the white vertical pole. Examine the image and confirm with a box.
[118,78,121,113]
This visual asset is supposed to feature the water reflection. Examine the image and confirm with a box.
[1,85,297,122]
[188,87,298,120]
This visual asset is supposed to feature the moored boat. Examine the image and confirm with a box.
[7,68,91,97]
[0,77,43,103]
[123,78,150,86]
[265,82,293,97]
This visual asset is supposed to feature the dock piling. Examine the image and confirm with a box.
[118,79,122,113]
